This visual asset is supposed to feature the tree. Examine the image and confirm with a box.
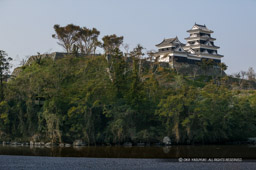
[239,71,245,78]
[102,34,123,55]
[218,62,228,76]
[192,83,231,143]
[42,109,62,144]
[130,44,145,77]
[130,44,144,58]
[0,101,10,133]
[0,50,12,101]
[192,66,199,79]
[199,58,215,75]
[247,67,256,81]
[198,59,208,75]
[123,43,130,57]
[76,27,100,55]
[52,24,80,53]
[156,88,185,143]
[127,56,144,110]
[111,49,126,98]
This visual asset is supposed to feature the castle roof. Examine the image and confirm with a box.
[187,23,213,33]
[155,37,178,47]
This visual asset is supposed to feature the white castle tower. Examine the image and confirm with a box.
[154,23,223,68]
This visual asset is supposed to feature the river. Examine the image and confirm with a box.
[1,145,256,160]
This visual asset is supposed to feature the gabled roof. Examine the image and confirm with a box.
[156,37,181,47]
[187,23,213,33]
[194,23,207,29]
[186,48,196,54]
[174,45,185,52]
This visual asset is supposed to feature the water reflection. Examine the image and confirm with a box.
[163,146,171,154]
[0,145,256,159]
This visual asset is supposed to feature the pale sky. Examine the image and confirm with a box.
[0,0,255,74]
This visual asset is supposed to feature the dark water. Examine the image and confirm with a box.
[1,145,256,159]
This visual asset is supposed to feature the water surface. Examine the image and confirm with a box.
[0,145,256,159]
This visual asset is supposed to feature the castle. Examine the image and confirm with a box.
[12,23,224,79]
[154,23,223,69]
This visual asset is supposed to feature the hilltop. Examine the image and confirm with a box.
[1,23,256,145]
[0,51,256,145]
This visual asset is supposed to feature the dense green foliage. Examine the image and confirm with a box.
[0,50,12,101]
[1,52,256,144]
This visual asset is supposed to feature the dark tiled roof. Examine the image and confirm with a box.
[180,43,186,47]
[155,37,177,47]
[188,23,213,32]
[195,23,206,28]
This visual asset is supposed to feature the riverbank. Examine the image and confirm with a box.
[0,155,256,170]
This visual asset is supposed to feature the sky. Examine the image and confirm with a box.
[0,0,255,74]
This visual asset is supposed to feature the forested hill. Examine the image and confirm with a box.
[1,52,256,145]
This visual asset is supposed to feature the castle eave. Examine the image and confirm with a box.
[185,37,216,41]
[187,29,214,34]
[184,44,220,50]
[197,53,224,58]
